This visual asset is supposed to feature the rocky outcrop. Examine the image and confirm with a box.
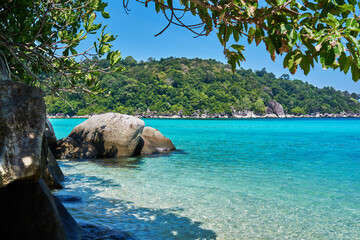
[266,100,285,118]
[0,80,81,239]
[54,137,97,160]
[141,127,176,154]
[68,113,145,158]
[0,80,46,187]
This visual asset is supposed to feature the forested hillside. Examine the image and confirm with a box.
[45,57,360,116]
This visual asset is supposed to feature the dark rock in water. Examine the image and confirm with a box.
[0,179,68,240]
[266,100,285,118]
[43,147,65,189]
[68,113,144,158]
[54,196,83,240]
[56,195,82,203]
[0,80,46,187]
[81,223,135,240]
[141,127,176,152]
[54,137,97,160]
[46,119,58,150]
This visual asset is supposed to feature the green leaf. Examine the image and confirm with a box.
[301,56,311,75]
[63,48,69,56]
[325,48,335,66]
[101,11,110,19]
[233,27,240,42]
[346,18,357,28]
[225,25,233,42]
[343,56,352,74]
[351,62,359,81]
[99,44,110,54]
[109,50,122,66]
[339,52,347,71]
[70,48,77,55]
[248,27,256,37]
[283,52,293,69]
[231,44,245,52]
[155,3,161,12]
[86,12,96,31]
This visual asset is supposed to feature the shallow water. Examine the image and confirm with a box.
[51,118,360,239]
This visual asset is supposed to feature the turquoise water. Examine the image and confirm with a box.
[51,118,360,239]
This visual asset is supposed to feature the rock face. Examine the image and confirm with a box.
[54,137,98,160]
[266,100,285,118]
[54,196,83,240]
[43,147,65,189]
[0,179,80,240]
[68,113,145,158]
[137,137,158,155]
[0,80,82,239]
[141,127,176,155]
[0,80,46,187]
[46,119,58,150]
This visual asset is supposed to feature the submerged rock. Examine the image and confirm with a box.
[0,80,46,187]
[68,113,145,158]
[55,195,82,203]
[81,223,134,240]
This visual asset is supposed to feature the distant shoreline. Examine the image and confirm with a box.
[47,112,360,119]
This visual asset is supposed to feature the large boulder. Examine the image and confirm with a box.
[0,179,80,240]
[68,113,145,158]
[54,137,98,160]
[141,127,176,152]
[266,100,285,118]
[0,80,46,187]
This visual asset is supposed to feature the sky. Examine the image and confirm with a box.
[82,1,360,93]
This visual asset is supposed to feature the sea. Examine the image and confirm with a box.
[50,118,360,239]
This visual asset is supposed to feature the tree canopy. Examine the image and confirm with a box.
[1,0,360,91]
[138,0,360,81]
[0,0,121,98]
[44,57,360,116]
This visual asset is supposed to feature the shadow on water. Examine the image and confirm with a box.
[62,149,187,169]
[56,172,217,240]
[90,157,146,169]
[144,149,188,159]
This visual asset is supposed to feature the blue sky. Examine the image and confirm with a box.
[87,1,360,93]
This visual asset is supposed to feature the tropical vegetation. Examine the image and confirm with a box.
[44,57,360,116]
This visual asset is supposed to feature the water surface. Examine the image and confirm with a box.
[51,118,360,239]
